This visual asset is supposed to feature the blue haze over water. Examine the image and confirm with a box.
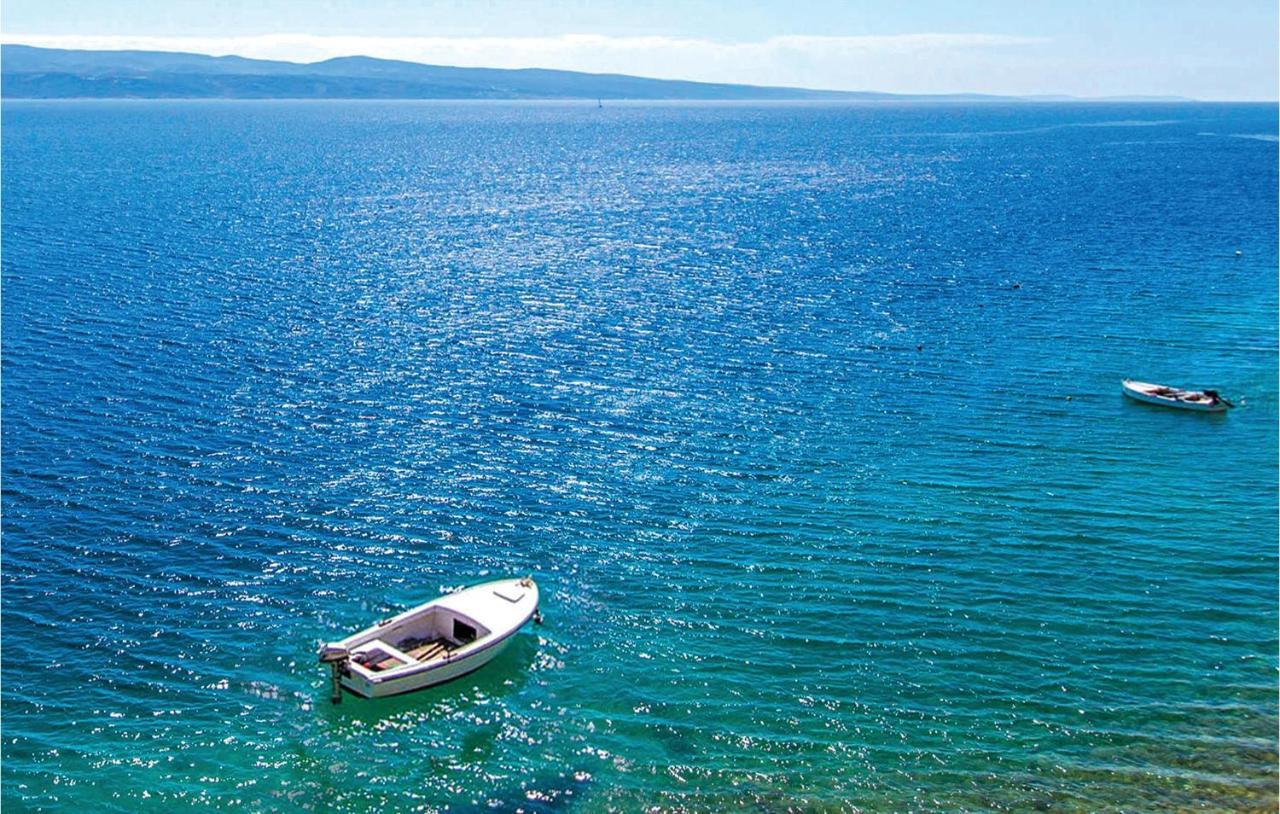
[2,100,1277,812]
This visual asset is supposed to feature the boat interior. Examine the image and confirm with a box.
[1152,387,1212,403]
[348,607,490,673]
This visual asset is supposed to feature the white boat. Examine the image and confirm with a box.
[318,577,540,700]
[1121,379,1232,412]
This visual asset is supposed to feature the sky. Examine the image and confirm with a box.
[3,1,1277,100]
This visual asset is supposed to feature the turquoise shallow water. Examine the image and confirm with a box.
[2,101,1277,812]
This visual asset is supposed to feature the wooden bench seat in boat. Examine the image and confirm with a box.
[354,639,415,672]
[399,637,454,662]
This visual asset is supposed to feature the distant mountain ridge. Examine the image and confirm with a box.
[0,45,888,100]
[0,44,1193,102]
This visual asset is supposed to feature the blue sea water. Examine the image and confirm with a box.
[2,100,1277,813]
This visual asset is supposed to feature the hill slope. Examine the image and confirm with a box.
[2,44,909,100]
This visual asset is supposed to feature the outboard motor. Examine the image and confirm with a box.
[318,643,350,704]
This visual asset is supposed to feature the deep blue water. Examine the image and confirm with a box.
[2,100,1277,812]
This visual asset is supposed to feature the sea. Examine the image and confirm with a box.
[2,100,1276,813]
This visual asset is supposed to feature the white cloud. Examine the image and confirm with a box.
[1,32,1049,93]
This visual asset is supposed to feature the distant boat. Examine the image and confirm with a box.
[318,577,540,700]
[1121,379,1233,412]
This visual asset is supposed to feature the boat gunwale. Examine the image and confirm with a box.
[349,653,505,697]
[348,610,533,684]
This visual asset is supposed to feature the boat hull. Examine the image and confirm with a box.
[322,577,539,700]
[340,635,514,698]
[1121,380,1228,412]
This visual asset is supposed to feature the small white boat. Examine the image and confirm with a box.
[318,577,540,700]
[1121,379,1232,412]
